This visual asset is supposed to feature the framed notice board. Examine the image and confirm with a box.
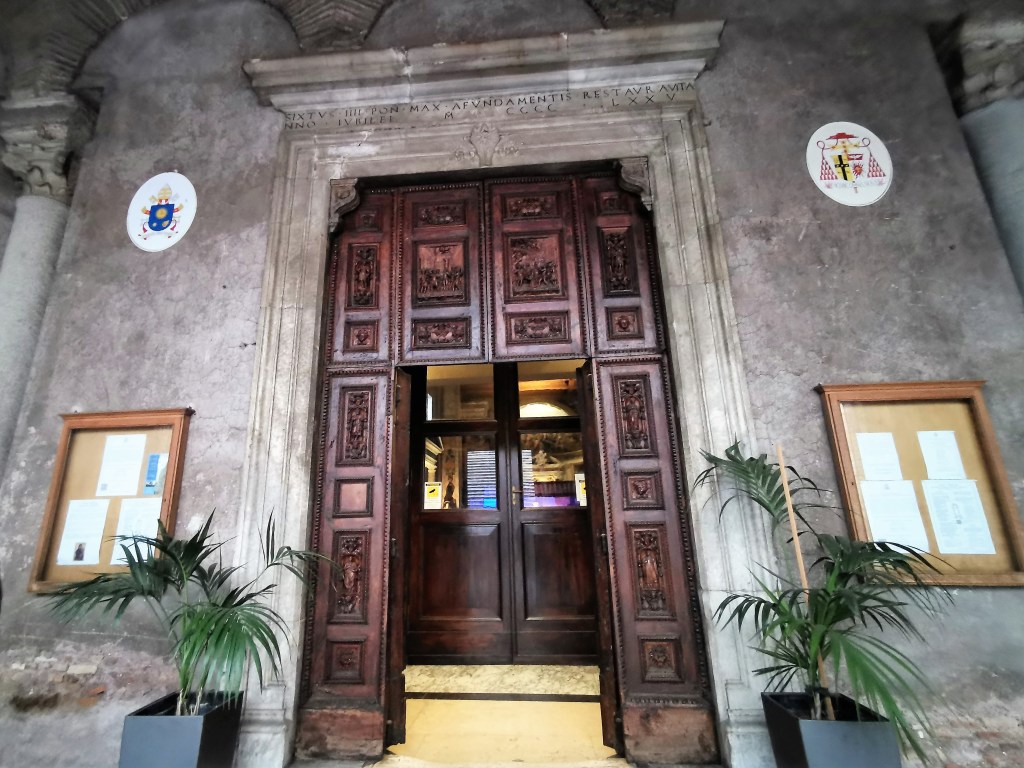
[818,381,1024,586]
[29,408,191,592]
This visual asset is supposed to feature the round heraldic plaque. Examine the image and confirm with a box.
[806,122,893,206]
[126,172,197,251]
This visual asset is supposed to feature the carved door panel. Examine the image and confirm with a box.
[330,191,395,363]
[580,176,661,355]
[306,369,393,703]
[577,362,624,751]
[398,185,485,363]
[488,179,587,359]
[591,357,713,715]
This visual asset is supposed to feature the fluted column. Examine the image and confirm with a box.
[0,93,94,478]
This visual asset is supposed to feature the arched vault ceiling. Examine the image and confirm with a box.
[2,0,673,98]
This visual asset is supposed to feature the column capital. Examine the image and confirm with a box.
[0,93,96,203]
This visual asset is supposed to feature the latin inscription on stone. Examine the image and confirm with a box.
[282,81,697,131]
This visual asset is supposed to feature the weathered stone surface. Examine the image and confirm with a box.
[295,706,385,759]
[622,703,719,764]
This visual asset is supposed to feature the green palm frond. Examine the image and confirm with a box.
[694,441,826,531]
[701,443,951,764]
[48,510,331,716]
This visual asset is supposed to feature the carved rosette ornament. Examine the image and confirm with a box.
[0,93,96,203]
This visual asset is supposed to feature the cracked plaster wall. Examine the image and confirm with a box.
[0,1,297,765]
[695,11,1024,765]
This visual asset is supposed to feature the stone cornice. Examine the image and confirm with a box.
[244,22,724,113]
[0,93,95,202]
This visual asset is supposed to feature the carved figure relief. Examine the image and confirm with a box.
[623,472,663,509]
[633,529,670,616]
[601,229,639,295]
[640,638,683,682]
[343,321,378,352]
[415,242,468,305]
[412,319,470,348]
[339,387,374,464]
[608,308,642,339]
[508,235,562,298]
[616,377,653,453]
[329,641,364,683]
[509,313,569,343]
[506,195,556,219]
[333,532,368,621]
[416,202,466,226]
[347,245,378,308]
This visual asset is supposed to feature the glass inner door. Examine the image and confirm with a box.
[407,361,598,664]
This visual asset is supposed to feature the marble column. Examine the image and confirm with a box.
[962,99,1024,296]
[0,94,94,478]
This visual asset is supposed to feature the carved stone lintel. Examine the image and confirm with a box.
[329,178,360,233]
[0,93,96,202]
[617,157,653,211]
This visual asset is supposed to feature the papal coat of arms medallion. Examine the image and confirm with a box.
[126,172,197,251]
[805,122,893,206]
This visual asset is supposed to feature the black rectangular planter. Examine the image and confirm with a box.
[761,692,901,768]
[119,692,244,768]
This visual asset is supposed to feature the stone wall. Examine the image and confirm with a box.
[0,168,16,264]
[694,10,1024,767]
[0,2,296,765]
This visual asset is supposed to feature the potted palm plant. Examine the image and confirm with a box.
[48,512,324,768]
[694,442,951,768]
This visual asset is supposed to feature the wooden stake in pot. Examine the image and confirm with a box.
[775,443,836,721]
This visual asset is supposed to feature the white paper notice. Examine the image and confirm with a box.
[95,433,147,497]
[56,499,110,565]
[859,480,930,551]
[855,432,903,481]
[922,479,995,555]
[112,497,163,564]
[917,431,967,480]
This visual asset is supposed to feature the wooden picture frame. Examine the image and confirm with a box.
[817,381,1024,586]
[29,408,192,593]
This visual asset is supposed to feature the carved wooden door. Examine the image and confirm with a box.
[406,363,598,664]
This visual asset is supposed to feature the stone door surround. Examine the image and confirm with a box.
[241,22,776,768]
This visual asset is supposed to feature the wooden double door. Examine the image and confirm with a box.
[300,170,718,765]
[406,362,598,664]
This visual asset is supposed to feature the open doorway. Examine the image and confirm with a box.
[387,360,616,762]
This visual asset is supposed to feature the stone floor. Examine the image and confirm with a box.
[292,665,620,767]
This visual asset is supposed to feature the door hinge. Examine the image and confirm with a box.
[598,531,608,554]
[390,536,398,558]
